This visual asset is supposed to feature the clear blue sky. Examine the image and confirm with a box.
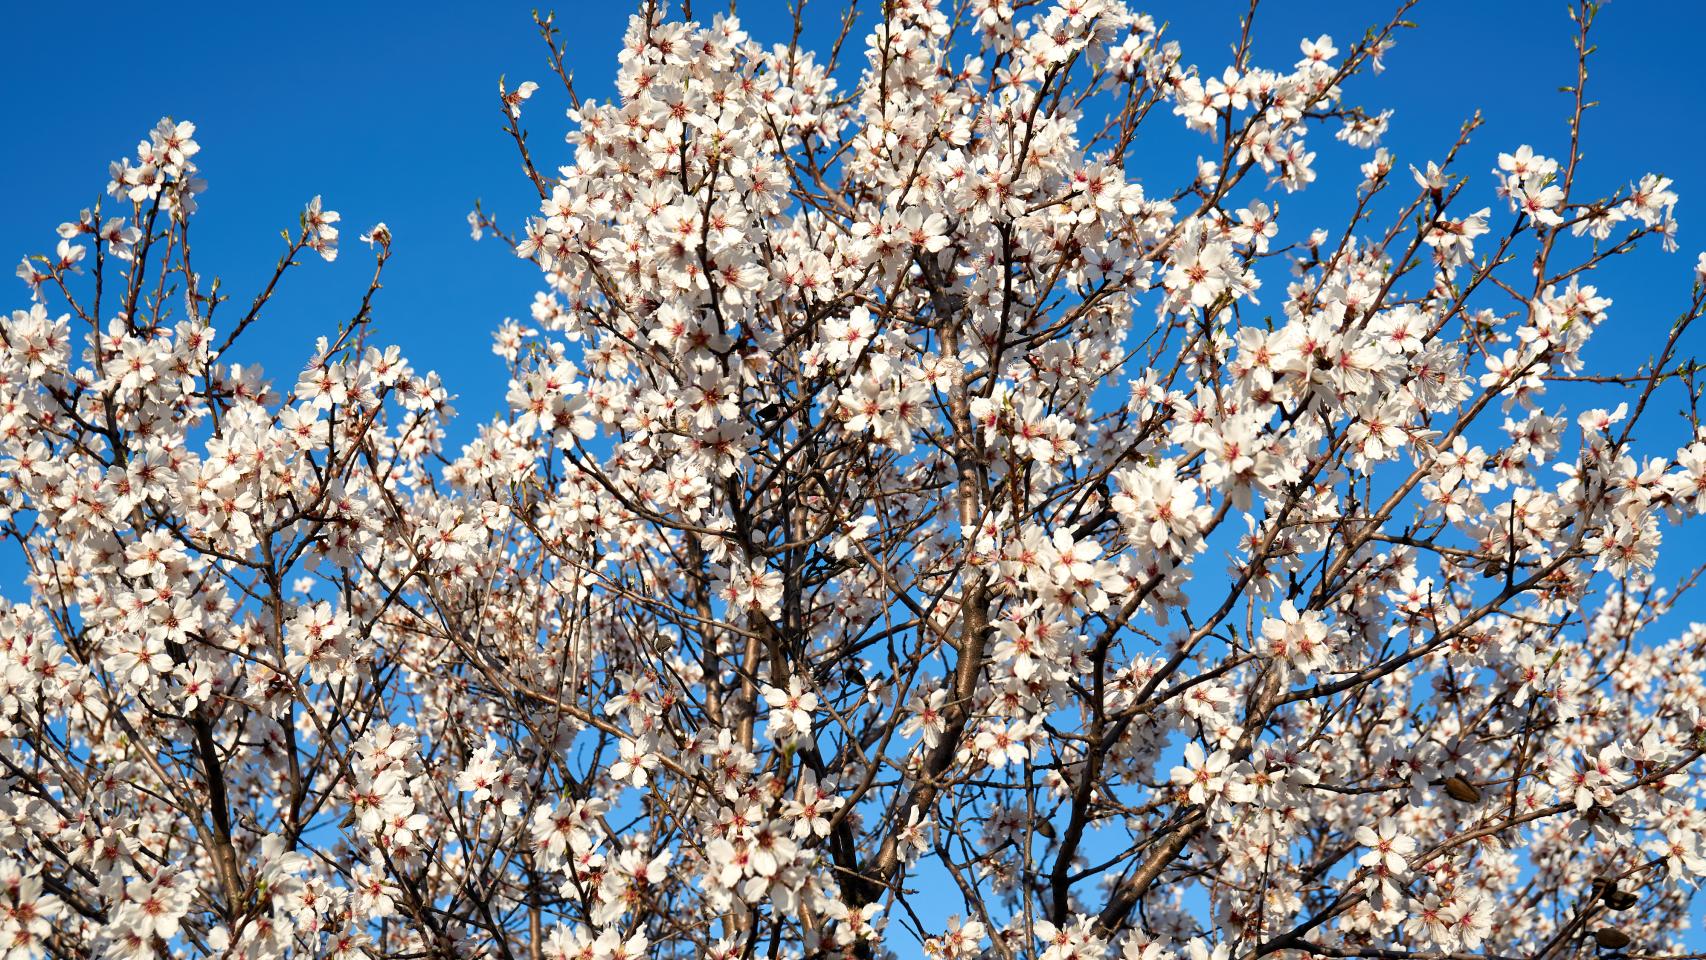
[6,0,1704,454]
[5,0,1705,947]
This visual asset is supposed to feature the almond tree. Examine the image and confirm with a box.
[4,2,1706,960]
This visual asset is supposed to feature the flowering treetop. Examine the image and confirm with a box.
[3,1,1706,960]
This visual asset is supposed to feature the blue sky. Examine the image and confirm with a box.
[5,0,1706,948]
[6,0,1704,455]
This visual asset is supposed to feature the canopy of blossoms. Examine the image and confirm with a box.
[3,2,1705,960]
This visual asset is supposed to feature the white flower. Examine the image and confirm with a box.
[717,558,784,620]
[762,675,819,743]
[1354,817,1416,875]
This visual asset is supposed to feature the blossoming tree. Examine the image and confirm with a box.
[4,1,1706,959]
